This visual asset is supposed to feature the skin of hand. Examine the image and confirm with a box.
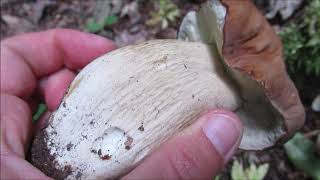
[0,29,243,179]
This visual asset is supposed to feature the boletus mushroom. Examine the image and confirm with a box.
[31,0,305,179]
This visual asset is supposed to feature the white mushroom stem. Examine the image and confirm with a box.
[40,40,285,179]
[45,40,241,179]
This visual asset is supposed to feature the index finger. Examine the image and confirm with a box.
[1,28,116,98]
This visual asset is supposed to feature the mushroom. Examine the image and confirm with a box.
[312,95,320,112]
[31,0,305,179]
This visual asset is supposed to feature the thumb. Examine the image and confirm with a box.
[124,109,243,179]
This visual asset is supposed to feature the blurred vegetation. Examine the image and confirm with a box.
[284,133,320,180]
[280,0,320,77]
[280,2,320,177]
[146,0,180,29]
[32,103,46,122]
[231,160,269,180]
[85,15,118,33]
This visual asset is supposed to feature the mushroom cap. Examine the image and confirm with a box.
[179,0,305,147]
[221,0,305,139]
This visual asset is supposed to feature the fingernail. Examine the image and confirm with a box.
[202,113,241,160]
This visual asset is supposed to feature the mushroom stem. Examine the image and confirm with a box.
[32,40,242,179]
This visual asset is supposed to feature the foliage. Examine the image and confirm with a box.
[213,175,220,180]
[146,0,180,29]
[86,15,118,33]
[231,160,269,180]
[280,0,320,76]
[284,133,320,180]
[32,103,47,122]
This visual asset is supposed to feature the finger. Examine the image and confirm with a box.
[1,94,33,157]
[2,28,116,75]
[39,68,76,110]
[1,155,50,179]
[1,94,51,179]
[0,45,36,98]
[1,28,116,98]
[124,109,243,179]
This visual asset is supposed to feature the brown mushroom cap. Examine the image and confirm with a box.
[220,0,305,140]
[179,0,305,149]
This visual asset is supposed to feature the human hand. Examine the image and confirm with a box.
[1,29,116,179]
[0,29,243,179]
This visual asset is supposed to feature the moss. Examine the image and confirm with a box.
[280,0,320,77]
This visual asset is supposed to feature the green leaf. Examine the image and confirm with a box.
[256,164,270,180]
[167,9,180,21]
[306,36,320,47]
[85,15,118,33]
[147,0,180,29]
[32,103,47,122]
[213,175,220,180]
[279,0,320,77]
[246,163,256,180]
[246,163,269,180]
[231,160,246,180]
[284,133,320,180]
[85,20,104,33]
[104,15,118,26]
[231,160,269,180]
